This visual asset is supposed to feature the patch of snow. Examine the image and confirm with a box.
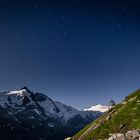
[39,98,56,114]
[34,109,41,115]
[48,123,55,127]
[7,89,27,97]
[54,101,79,121]
[84,104,109,113]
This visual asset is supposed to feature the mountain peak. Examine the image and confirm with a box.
[6,87,32,97]
[21,86,31,92]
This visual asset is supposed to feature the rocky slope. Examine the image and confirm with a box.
[72,89,140,140]
[0,87,102,140]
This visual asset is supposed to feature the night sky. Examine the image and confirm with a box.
[0,0,140,110]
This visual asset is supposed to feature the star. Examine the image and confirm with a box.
[118,23,122,27]
[59,23,64,27]
[122,6,126,11]
[47,1,51,5]
[1,30,6,33]
[34,4,39,9]
[61,15,65,21]
[63,31,67,35]
[0,7,4,11]
[13,13,17,17]
[106,41,111,45]
[5,75,9,80]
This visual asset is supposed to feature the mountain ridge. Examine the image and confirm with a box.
[0,87,102,140]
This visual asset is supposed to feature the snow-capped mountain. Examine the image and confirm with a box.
[0,87,102,140]
[84,104,109,112]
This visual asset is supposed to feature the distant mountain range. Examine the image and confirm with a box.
[0,87,102,140]
[72,89,140,140]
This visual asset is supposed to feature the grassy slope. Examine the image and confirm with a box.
[72,89,140,140]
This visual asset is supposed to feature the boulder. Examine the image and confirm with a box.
[107,130,140,140]
[125,130,140,139]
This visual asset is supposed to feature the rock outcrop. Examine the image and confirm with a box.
[107,130,140,140]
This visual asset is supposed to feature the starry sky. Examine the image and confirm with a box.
[0,0,140,110]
